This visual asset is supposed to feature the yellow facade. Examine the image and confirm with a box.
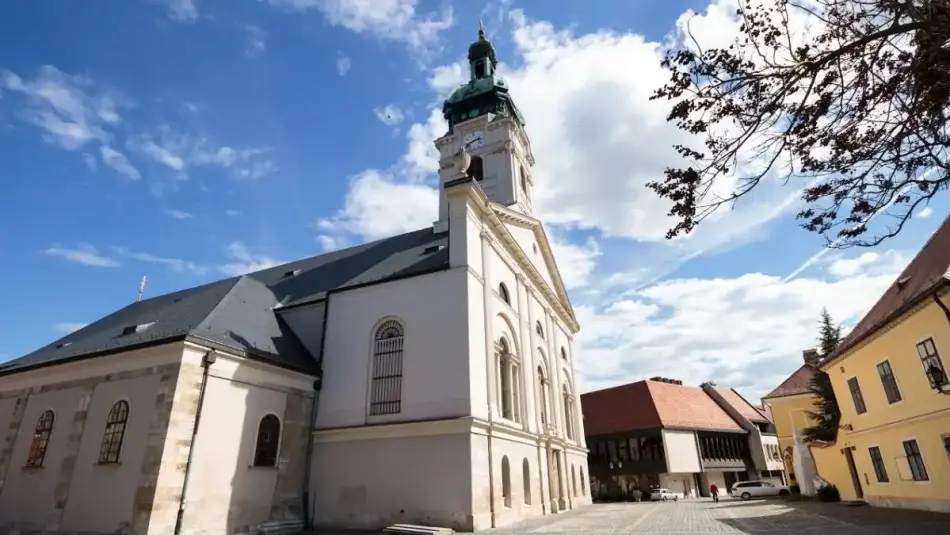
[820,290,950,512]
[764,393,818,483]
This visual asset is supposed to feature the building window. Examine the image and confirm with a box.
[369,319,405,416]
[468,155,484,181]
[571,465,577,496]
[847,377,867,415]
[917,338,948,388]
[98,401,129,464]
[522,458,531,505]
[943,435,950,460]
[535,321,544,339]
[903,439,928,481]
[498,338,521,422]
[876,360,902,404]
[253,414,281,467]
[537,365,549,425]
[498,283,511,305]
[868,446,888,483]
[562,383,576,440]
[501,456,512,508]
[580,467,586,495]
[25,410,54,468]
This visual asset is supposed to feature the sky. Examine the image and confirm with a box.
[0,0,946,402]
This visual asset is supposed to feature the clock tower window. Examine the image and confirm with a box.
[468,155,484,181]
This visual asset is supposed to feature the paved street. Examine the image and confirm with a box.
[488,499,950,534]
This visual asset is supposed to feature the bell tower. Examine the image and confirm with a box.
[434,21,536,229]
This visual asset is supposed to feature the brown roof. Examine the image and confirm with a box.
[581,379,744,436]
[762,364,817,399]
[825,214,950,366]
[716,387,770,424]
[758,403,774,422]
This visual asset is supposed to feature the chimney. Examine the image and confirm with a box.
[803,349,820,367]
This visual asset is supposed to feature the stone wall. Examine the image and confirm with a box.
[269,391,312,523]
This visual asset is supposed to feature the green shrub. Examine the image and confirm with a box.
[816,484,840,502]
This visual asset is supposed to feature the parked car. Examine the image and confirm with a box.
[730,481,791,500]
[649,488,679,501]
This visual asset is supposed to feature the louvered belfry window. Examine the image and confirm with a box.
[369,320,405,416]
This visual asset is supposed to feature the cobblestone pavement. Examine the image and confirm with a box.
[489,499,950,534]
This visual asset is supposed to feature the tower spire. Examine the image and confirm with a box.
[478,18,486,40]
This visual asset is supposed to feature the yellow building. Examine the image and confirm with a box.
[762,351,821,485]
[816,215,950,513]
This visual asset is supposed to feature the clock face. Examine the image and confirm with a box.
[462,130,485,151]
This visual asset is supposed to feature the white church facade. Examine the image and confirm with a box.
[0,26,590,534]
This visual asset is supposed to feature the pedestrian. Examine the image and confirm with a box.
[709,483,720,503]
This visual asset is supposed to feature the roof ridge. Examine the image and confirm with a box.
[763,364,815,399]
[893,212,950,280]
[191,276,247,334]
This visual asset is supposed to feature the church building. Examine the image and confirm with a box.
[0,26,590,534]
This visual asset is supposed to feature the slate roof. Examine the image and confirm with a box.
[825,214,950,366]
[2,228,449,377]
[762,364,817,399]
[581,379,745,436]
[714,387,771,424]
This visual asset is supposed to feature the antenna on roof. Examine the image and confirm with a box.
[137,275,147,302]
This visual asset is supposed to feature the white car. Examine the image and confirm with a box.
[649,488,679,501]
[730,481,791,500]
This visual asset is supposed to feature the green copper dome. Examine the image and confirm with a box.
[442,21,525,131]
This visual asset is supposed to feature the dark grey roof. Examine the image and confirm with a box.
[3,228,449,376]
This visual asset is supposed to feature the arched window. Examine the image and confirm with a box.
[498,338,521,422]
[563,383,575,440]
[535,321,544,339]
[26,410,54,468]
[468,155,484,181]
[561,347,568,360]
[98,401,129,464]
[253,414,281,467]
[581,467,587,496]
[520,166,529,198]
[522,458,531,505]
[501,456,512,508]
[498,283,511,305]
[571,465,577,496]
[537,365,549,426]
[370,319,405,416]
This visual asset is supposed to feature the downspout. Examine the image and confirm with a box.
[480,232,496,528]
[302,295,330,529]
[174,349,216,535]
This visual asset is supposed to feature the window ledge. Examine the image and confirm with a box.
[248,464,279,470]
[21,465,44,472]
[95,461,122,468]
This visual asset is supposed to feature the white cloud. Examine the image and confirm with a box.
[548,235,601,290]
[100,145,141,180]
[918,206,933,218]
[317,234,349,252]
[45,244,119,267]
[336,53,352,76]
[0,65,129,151]
[130,127,276,180]
[124,250,207,274]
[245,25,268,57]
[164,208,193,220]
[54,322,88,334]
[218,242,285,276]
[265,0,454,54]
[374,104,405,126]
[158,0,198,22]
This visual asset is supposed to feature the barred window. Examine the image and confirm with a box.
[369,319,405,416]
[253,414,281,467]
[98,401,129,464]
[26,410,54,468]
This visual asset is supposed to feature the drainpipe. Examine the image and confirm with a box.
[933,289,950,326]
[303,296,330,529]
[174,349,216,535]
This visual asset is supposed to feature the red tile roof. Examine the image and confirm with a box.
[715,387,770,424]
[762,364,817,399]
[825,214,950,366]
[581,379,744,436]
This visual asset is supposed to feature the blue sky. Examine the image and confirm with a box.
[1,0,945,400]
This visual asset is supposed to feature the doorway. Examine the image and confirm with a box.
[842,447,864,499]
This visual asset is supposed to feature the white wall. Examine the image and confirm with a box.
[662,429,701,474]
[760,434,785,472]
[279,300,327,359]
[315,267,472,429]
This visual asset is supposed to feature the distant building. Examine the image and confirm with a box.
[581,377,785,501]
